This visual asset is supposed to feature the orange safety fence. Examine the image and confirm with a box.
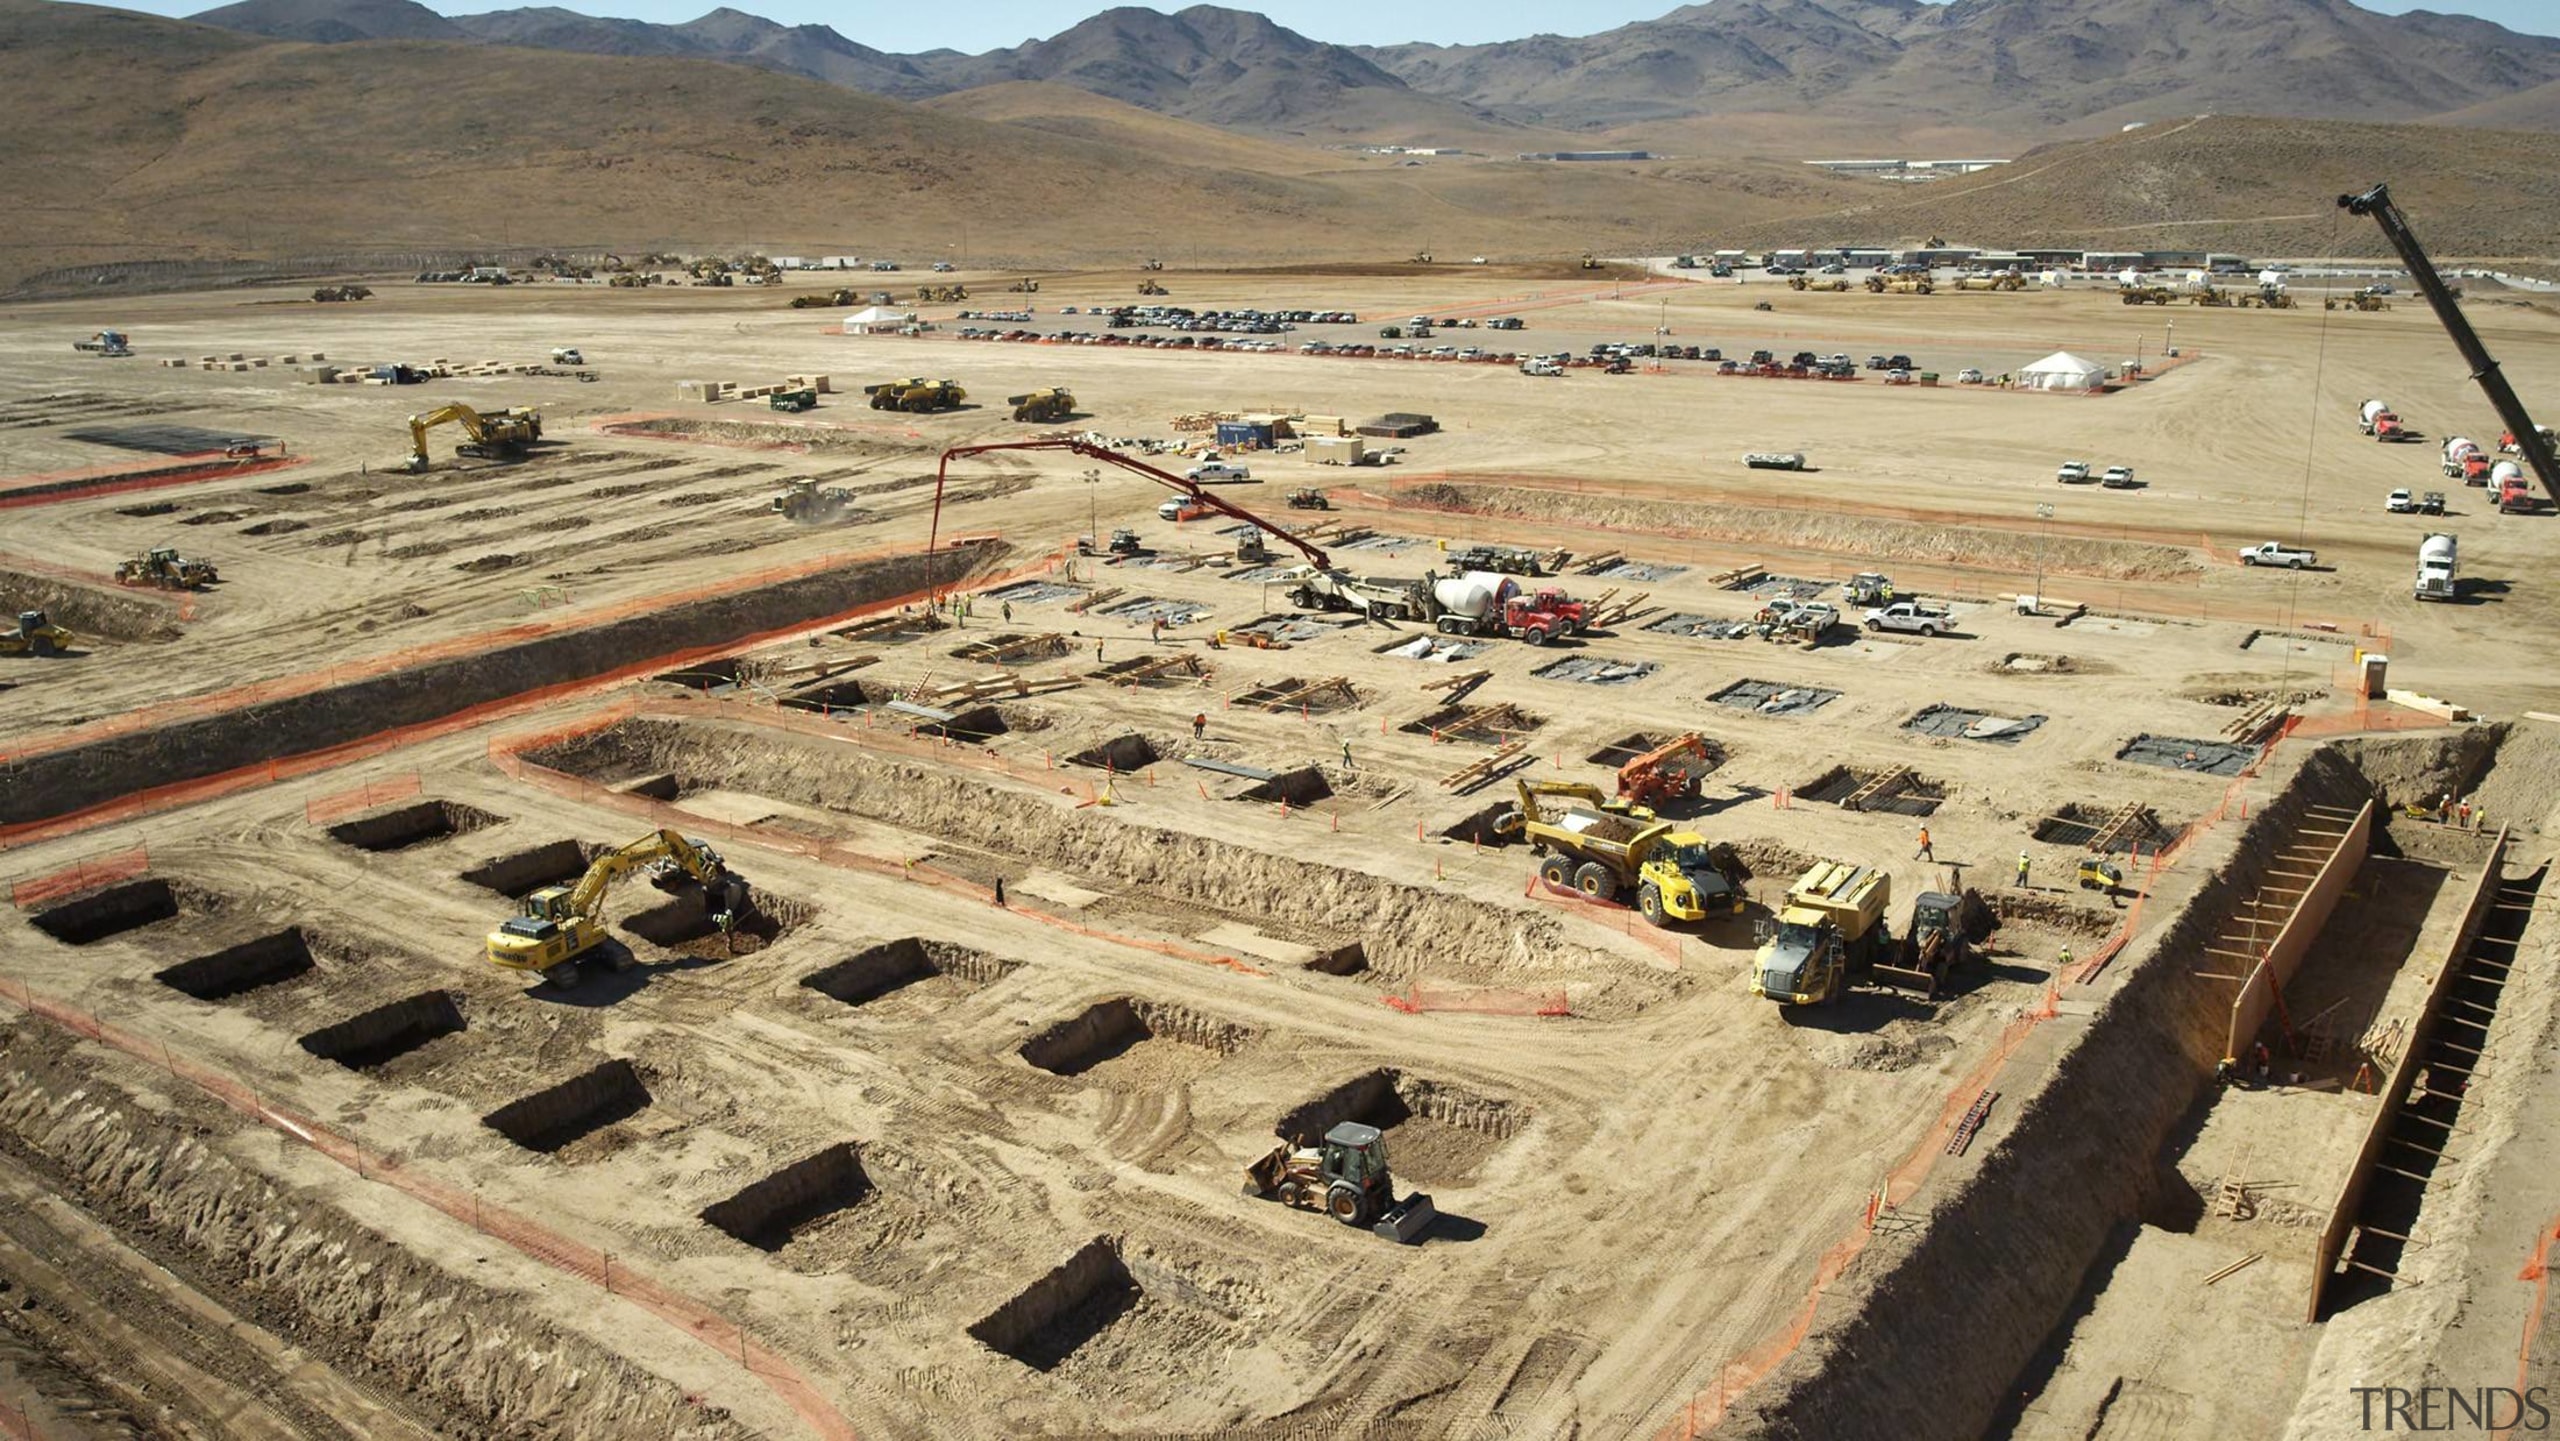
[1381,981,1569,1018]
[486,702,1271,979]
[303,774,421,825]
[1519,868,1686,961]
[2501,1213,2560,1441]
[0,547,1062,856]
[0,453,305,511]
[9,843,149,910]
[0,1398,35,1441]
[0,975,858,1441]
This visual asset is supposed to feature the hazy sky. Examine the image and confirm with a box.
[152,0,2560,52]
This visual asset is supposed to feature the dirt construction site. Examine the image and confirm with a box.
[3,264,2560,1440]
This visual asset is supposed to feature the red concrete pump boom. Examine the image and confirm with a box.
[925,438,1331,595]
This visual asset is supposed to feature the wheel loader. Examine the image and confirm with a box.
[1243,1122,1437,1242]
[770,478,855,521]
[1009,388,1075,423]
[0,611,73,657]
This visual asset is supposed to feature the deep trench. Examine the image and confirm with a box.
[0,545,978,827]
[297,991,466,1071]
[155,928,319,1000]
[27,878,214,946]
[698,1143,873,1251]
[326,799,502,853]
[968,1236,1140,1372]
[481,1059,651,1154]
[1729,744,2386,1440]
[801,937,1017,1007]
[1020,997,1257,1076]
[458,840,599,897]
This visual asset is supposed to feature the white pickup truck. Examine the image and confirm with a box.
[2238,541,2317,569]
[1744,452,1807,471]
[1863,600,1955,636]
[2056,460,2092,484]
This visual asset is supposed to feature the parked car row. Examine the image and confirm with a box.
[2056,460,2141,489]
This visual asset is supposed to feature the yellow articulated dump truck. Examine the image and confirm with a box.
[1751,861,1892,1005]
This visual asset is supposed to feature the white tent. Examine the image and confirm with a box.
[839,306,913,335]
[2019,350,2107,393]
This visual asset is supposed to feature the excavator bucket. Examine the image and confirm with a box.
[1374,1192,1437,1243]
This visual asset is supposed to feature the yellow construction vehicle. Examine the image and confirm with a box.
[916,283,969,303]
[1865,275,1935,295]
[1498,778,1747,925]
[485,829,747,988]
[2326,289,2393,312]
[1006,278,1040,293]
[2119,285,2178,305]
[2187,284,2235,307]
[1137,279,1169,296]
[1872,888,1997,999]
[1244,1122,1437,1242]
[1950,273,2023,292]
[863,378,966,413]
[770,477,856,522]
[0,610,73,657]
[1788,276,1851,292]
[115,546,217,589]
[1751,861,1892,1006]
[402,402,542,472]
[1008,388,1075,423]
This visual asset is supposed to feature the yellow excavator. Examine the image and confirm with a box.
[403,402,542,472]
[484,829,747,987]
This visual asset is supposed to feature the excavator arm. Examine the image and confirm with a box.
[925,438,1331,596]
[407,403,486,465]
[2339,183,2560,509]
[560,829,723,921]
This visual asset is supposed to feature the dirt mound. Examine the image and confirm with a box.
[1397,482,2202,583]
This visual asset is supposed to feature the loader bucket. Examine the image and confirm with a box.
[1374,1192,1437,1244]
[1243,1145,1289,1197]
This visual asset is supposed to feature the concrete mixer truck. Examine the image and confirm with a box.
[2494,460,2543,513]
[1427,571,1584,645]
[2444,437,2487,483]
[2360,398,2408,442]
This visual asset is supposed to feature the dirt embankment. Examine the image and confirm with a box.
[0,569,182,645]
[533,717,1648,997]
[0,545,995,829]
[1727,744,2375,1439]
[0,1029,748,1441]
[1393,482,2206,583]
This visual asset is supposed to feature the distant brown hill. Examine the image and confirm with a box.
[0,1,1840,290]
[1716,114,2560,261]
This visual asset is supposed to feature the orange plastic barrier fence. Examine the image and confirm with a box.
[0,975,858,1441]
[0,454,304,511]
[0,1398,37,1441]
[9,844,149,909]
[303,774,421,826]
[2503,1213,2560,1441]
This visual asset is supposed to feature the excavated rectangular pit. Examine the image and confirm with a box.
[1067,733,1163,771]
[1274,1068,1526,1188]
[619,773,682,801]
[1531,656,1657,686]
[1797,765,1945,817]
[154,928,320,1000]
[326,800,503,853]
[1235,767,1334,805]
[1403,703,1543,745]
[779,678,878,714]
[1020,997,1258,1078]
[458,840,603,898]
[1645,613,1756,640]
[622,886,810,955]
[1734,572,1830,596]
[1233,679,1359,714]
[802,938,1019,1008]
[1905,703,2046,745]
[698,1142,873,1251]
[28,878,220,946]
[914,705,1010,742]
[2117,734,2256,777]
[654,657,744,691]
[297,991,465,1071]
[985,579,1085,607]
[969,1237,1141,1372]
[2032,802,2176,852]
[1442,802,1522,848]
[1994,652,2079,675]
[1377,634,1490,662]
[482,1060,652,1155]
[1709,678,1839,716]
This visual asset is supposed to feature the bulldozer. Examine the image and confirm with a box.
[402,402,542,472]
[1615,732,1717,810]
[0,611,73,657]
[312,285,373,302]
[864,378,966,413]
[1009,388,1075,423]
[1243,1122,1437,1242]
[1864,275,1934,295]
[770,477,857,522]
[2120,286,2178,306]
[1137,279,1169,296]
[1498,778,1748,925]
[769,387,818,413]
[1872,888,1998,999]
[1286,487,1331,510]
[484,829,748,988]
[115,546,218,590]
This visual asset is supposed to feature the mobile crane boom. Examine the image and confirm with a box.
[2339,183,2560,510]
[925,438,1331,591]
